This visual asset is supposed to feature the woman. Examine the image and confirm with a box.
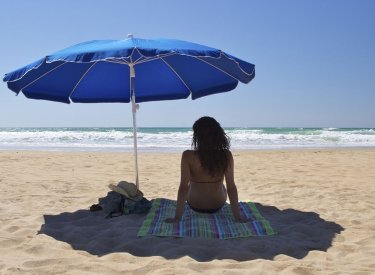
[165,116,247,223]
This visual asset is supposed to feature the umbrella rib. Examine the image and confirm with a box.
[218,52,255,77]
[160,57,193,95]
[132,48,144,64]
[134,53,178,65]
[68,62,98,100]
[131,48,175,64]
[105,59,129,65]
[131,47,177,65]
[19,62,67,91]
[194,56,241,82]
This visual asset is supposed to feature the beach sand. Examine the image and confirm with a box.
[0,149,374,274]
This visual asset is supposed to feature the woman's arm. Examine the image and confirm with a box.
[225,151,247,222]
[165,150,190,223]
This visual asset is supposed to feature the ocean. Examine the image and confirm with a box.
[0,127,374,152]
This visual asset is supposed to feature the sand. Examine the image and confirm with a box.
[0,149,374,274]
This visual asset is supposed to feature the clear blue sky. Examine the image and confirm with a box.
[0,0,374,128]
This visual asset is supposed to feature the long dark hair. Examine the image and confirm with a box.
[192,116,230,176]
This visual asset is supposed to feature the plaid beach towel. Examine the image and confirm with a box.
[138,198,276,239]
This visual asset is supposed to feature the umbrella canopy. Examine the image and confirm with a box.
[3,35,255,188]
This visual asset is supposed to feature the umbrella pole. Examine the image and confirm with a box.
[130,64,140,190]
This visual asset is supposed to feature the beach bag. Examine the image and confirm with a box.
[97,191,123,216]
[122,197,152,215]
[96,191,152,218]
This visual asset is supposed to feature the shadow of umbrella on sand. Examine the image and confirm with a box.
[39,203,343,261]
[3,35,255,189]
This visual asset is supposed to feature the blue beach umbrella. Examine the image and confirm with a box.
[3,35,255,189]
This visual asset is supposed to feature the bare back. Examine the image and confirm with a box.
[182,150,228,209]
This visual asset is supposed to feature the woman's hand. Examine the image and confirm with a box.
[164,218,181,223]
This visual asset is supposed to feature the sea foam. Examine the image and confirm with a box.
[0,127,374,151]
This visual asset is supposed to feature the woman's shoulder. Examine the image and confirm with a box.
[224,149,233,161]
[224,149,233,156]
[182,150,196,165]
[182,150,195,158]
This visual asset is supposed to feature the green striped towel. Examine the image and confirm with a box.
[138,198,276,239]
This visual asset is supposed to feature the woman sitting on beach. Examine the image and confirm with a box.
[165,116,247,223]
